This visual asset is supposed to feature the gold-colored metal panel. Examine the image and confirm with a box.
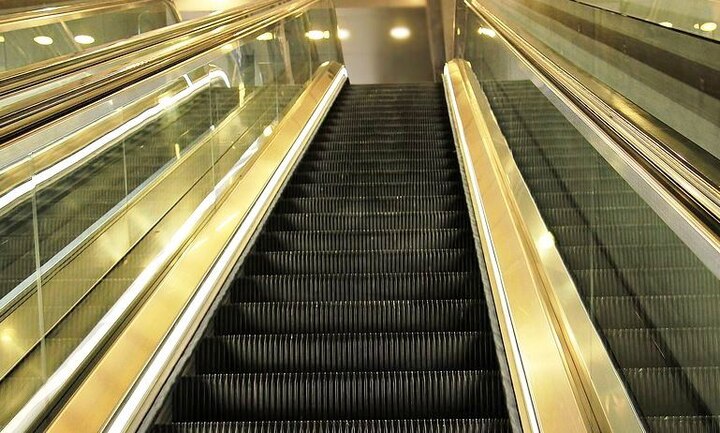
[443,59,593,433]
[45,62,347,433]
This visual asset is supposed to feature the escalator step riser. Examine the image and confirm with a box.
[314,132,451,142]
[290,170,459,184]
[171,371,508,421]
[283,183,462,198]
[561,246,706,270]
[214,300,490,334]
[243,250,476,274]
[195,332,498,373]
[591,296,720,329]
[295,159,457,171]
[319,124,450,134]
[307,142,454,152]
[645,416,720,433]
[551,225,683,247]
[265,212,470,231]
[301,150,454,162]
[532,191,648,209]
[152,419,512,433]
[605,328,720,368]
[255,230,473,252]
[541,207,662,227]
[272,196,464,214]
[230,272,483,302]
[570,268,719,297]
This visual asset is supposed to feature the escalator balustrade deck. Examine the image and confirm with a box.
[483,80,720,433]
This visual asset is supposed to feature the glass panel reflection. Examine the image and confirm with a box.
[461,7,720,432]
[0,1,179,73]
[0,2,341,426]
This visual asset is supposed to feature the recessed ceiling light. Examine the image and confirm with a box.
[658,21,673,28]
[256,32,274,41]
[338,28,350,40]
[306,30,330,40]
[477,27,497,38]
[0,35,5,43]
[694,23,701,29]
[34,35,53,45]
[700,22,717,32]
[74,34,95,44]
[390,26,411,40]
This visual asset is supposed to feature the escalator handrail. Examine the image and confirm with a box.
[0,0,282,101]
[0,0,181,29]
[0,0,316,154]
[465,0,720,274]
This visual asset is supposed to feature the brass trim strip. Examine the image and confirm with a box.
[445,58,647,432]
[443,59,593,433]
[39,62,346,433]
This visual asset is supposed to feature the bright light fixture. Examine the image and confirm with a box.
[0,35,5,43]
[700,22,717,32]
[74,34,95,44]
[256,32,274,41]
[34,35,53,45]
[658,21,673,28]
[306,30,330,40]
[338,28,350,40]
[478,27,497,38]
[390,26,411,40]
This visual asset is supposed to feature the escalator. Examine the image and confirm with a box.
[483,80,720,433]
[151,84,514,432]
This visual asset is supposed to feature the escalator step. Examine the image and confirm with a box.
[170,371,507,421]
[265,212,469,231]
[295,159,457,172]
[623,367,720,416]
[254,230,473,251]
[301,149,454,161]
[230,272,483,302]
[282,182,462,198]
[590,295,720,329]
[153,419,512,433]
[195,332,498,373]
[290,169,460,183]
[645,416,720,433]
[214,300,490,334]
[243,250,475,274]
[272,196,464,214]
[605,328,720,368]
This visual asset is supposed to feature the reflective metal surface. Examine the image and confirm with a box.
[45,61,347,433]
[455,2,720,430]
[0,1,343,428]
[443,59,592,433]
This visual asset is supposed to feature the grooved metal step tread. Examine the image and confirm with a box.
[214,300,490,334]
[170,371,507,421]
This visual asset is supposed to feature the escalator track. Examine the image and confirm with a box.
[151,84,514,432]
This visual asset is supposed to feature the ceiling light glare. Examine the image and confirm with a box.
[0,35,5,43]
[306,30,330,40]
[34,35,54,45]
[700,22,717,32]
[74,34,95,44]
[658,21,673,28]
[477,27,497,38]
[390,26,411,40]
[256,32,274,41]
[694,23,701,29]
[338,28,350,40]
